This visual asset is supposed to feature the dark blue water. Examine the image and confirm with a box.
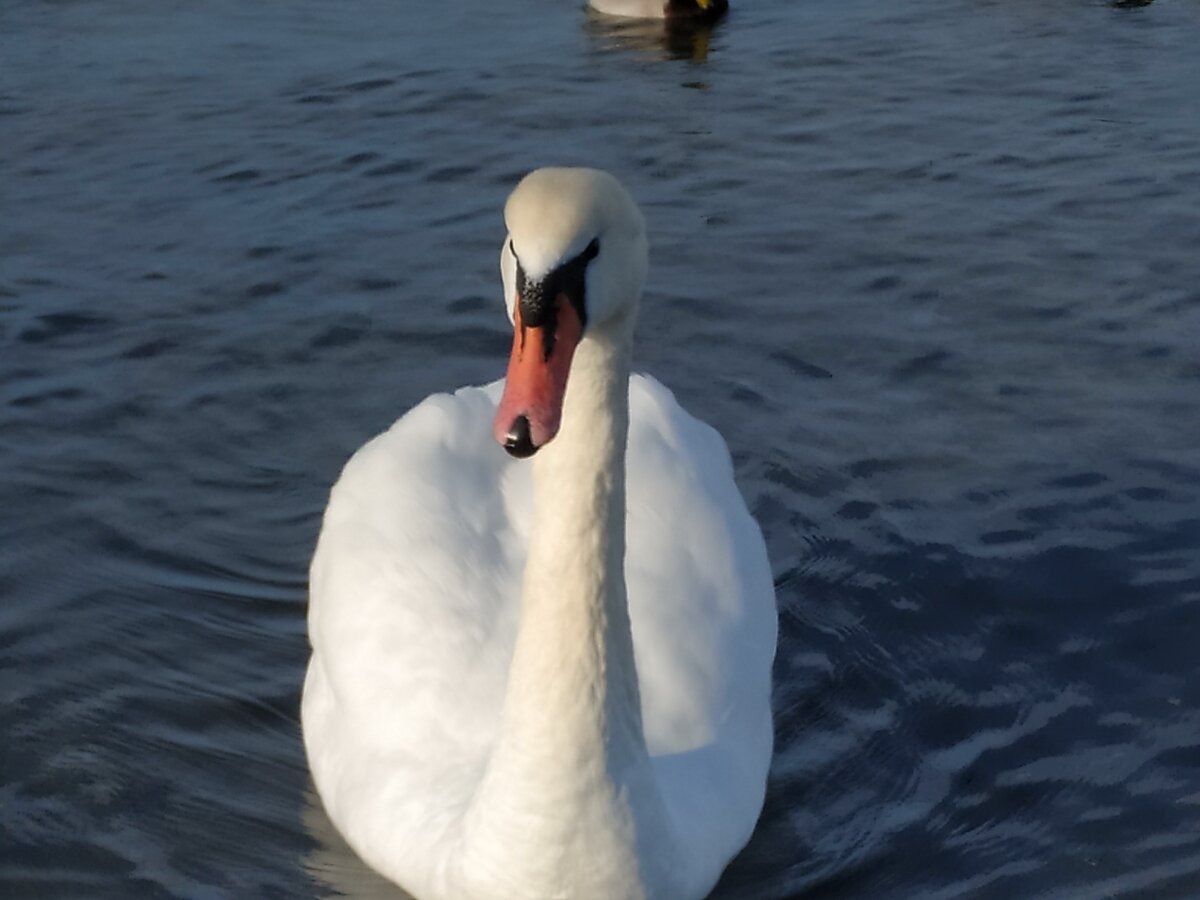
[3,0,1200,897]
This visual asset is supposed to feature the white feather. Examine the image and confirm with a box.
[303,168,776,900]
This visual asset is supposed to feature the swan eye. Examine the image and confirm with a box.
[583,238,599,261]
[509,239,517,259]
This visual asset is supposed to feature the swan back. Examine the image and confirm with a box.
[304,376,775,900]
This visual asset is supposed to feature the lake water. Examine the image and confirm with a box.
[3,0,1200,897]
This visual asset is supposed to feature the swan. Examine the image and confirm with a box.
[588,0,729,22]
[302,167,777,900]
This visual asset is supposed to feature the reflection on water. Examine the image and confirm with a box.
[585,10,722,63]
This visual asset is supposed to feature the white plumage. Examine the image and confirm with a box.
[589,0,726,21]
[303,168,776,900]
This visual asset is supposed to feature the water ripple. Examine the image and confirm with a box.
[4,0,1200,898]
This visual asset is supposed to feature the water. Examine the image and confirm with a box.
[3,0,1199,897]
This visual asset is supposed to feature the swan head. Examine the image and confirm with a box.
[494,168,648,458]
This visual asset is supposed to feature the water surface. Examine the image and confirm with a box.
[3,0,1200,897]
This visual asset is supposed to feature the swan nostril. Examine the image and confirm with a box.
[503,416,538,459]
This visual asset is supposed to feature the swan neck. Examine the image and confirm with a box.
[518,325,641,751]
[463,321,670,888]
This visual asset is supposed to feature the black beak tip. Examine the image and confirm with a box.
[503,416,538,459]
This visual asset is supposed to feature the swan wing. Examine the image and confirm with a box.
[625,375,777,862]
[304,375,775,885]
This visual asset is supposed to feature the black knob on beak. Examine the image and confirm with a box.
[503,416,538,459]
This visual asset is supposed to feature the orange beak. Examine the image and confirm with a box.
[494,296,584,457]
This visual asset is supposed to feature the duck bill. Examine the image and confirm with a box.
[494,298,583,458]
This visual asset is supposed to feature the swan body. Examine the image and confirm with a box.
[303,168,776,900]
[589,0,729,22]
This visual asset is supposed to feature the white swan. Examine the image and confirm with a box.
[588,0,728,22]
[302,168,777,900]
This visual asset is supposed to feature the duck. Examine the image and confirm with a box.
[588,0,729,22]
[302,167,777,900]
